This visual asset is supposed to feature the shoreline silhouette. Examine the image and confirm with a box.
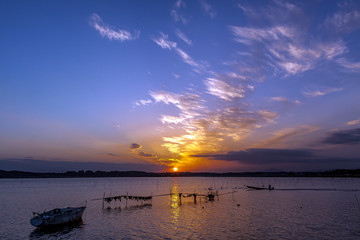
[1,169,359,178]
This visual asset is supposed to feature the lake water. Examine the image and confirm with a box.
[1,177,360,239]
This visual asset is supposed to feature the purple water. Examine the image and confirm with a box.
[1,177,360,239]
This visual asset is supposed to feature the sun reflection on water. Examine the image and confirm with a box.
[169,179,180,225]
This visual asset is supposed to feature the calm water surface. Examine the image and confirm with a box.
[1,177,360,239]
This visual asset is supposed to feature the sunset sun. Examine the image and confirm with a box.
[173,167,178,172]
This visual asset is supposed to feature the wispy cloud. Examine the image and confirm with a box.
[152,33,202,71]
[175,29,192,45]
[205,78,246,101]
[134,99,152,106]
[199,0,216,19]
[150,90,203,117]
[230,24,347,76]
[175,48,200,68]
[270,97,302,106]
[228,0,360,79]
[271,97,288,103]
[152,33,177,50]
[336,58,360,72]
[230,25,295,44]
[237,3,257,17]
[89,13,139,41]
[303,87,343,98]
[131,0,360,171]
[259,126,319,148]
[146,89,278,160]
[325,8,360,34]
[347,119,360,126]
[171,0,188,24]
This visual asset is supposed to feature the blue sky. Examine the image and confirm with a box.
[1,0,360,172]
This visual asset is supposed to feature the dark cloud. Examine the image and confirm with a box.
[192,148,317,165]
[323,128,360,145]
[192,147,360,171]
[129,143,142,150]
[138,151,157,158]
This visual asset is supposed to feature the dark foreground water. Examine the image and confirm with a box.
[1,177,360,239]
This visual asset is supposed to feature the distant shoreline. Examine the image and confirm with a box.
[1,169,360,178]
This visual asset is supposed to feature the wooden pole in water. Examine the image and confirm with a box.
[102,192,105,210]
[126,192,128,208]
[355,194,360,213]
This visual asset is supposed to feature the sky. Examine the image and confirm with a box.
[1,0,360,173]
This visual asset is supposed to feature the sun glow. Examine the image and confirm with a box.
[173,167,178,172]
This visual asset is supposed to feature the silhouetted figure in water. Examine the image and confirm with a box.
[268,184,274,190]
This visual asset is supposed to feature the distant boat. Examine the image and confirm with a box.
[30,204,86,228]
[246,185,274,190]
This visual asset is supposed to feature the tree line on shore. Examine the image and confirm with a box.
[1,169,360,178]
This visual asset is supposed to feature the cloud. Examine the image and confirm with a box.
[150,90,278,157]
[134,1,360,170]
[303,87,343,98]
[347,119,360,126]
[150,90,203,116]
[107,153,118,157]
[175,29,192,45]
[129,143,142,150]
[237,3,257,17]
[127,142,178,165]
[135,99,153,106]
[259,126,319,147]
[171,0,188,24]
[138,151,157,158]
[89,13,139,41]
[323,128,360,145]
[192,148,317,165]
[160,115,186,125]
[175,48,200,69]
[199,0,216,18]
[336,58,360,72]
[152,33,202,71]
[229,0,357,77]
[146,86,279,163]
[205,78,246,101]
[191,147,360,170]
[271,96,288,103]
[325,8,360,34]
[231,24,348,76]
[153,33,177,49]
[230,25,295,45]
[270,96,301,105]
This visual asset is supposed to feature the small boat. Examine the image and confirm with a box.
[246,185,274,190]
[30,203,86,228]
